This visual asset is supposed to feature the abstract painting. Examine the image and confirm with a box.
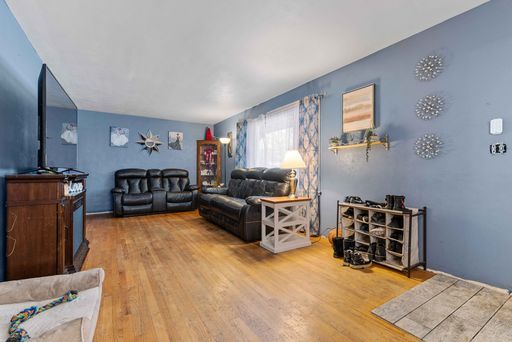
[110,127,129,147]
[61,123,77,145]
[227,131,233,158]
[342,84,375,133]
[168,131,183,150]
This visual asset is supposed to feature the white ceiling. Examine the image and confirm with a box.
[7,0,487,124]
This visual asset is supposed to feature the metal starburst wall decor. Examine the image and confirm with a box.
[137,130,162,155]
[415,55,444,81]
[414,134,443,159]
[416,95,445,120]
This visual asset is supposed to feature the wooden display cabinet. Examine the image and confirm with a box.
[197,140,221,188]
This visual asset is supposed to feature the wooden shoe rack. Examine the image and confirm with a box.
[336,201,427,277]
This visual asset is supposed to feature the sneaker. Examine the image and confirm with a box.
[350,251,372,269]
[359,223,369,233]
[388,216,403,228]
[343,249,353,266]
[370,226,385,237]
[356,213,369,222]
[371,212,385,225]
[375,243,386,262]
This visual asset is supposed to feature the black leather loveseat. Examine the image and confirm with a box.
[199,168,291,242]
[112,168,198,217]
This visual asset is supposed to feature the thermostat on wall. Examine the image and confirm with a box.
[490,118,503,135]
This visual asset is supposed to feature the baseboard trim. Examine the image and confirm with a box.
[426,268,510,294]
[87,211,113,216]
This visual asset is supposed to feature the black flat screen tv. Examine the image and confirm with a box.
[38,64,78,169]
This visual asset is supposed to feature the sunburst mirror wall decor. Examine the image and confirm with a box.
[414,134,443,159]
[416,95,445,120]
[415,55,444,81]
[137,130,162,155]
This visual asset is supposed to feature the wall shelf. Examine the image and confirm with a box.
[328,134,390,154]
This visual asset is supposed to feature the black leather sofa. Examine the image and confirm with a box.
[112,168,198,217]
[199,168,291,242]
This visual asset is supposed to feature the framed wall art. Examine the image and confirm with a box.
[342,84,375,133]
[168,131,184,150]
[110,127,129,147]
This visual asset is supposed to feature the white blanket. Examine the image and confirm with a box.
[0,287,99,341]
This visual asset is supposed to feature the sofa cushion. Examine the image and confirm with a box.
[122,193,153,205]
[211,196,247,220]
[167,191,193,203]
[199,193,216,207]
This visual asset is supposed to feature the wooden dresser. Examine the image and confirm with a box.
[5,172,89,280]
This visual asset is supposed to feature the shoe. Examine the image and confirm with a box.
[370,227,385,237]
[343,238,355,251]
[392,195,406,211]
[368,242,376,260]
[355,244,368,252]
[388,216,403,228]
[356,213,369,222]
[343,249,353,266]
[389,241,403,254]
[371,212,385,225]
[343,207,354,218]
[350,251,372,269]
[365,200,386,208]
[375,243,386,262]
[390,230,403,241]
[359,223,369,233]
[385,195,394,209]
[344,196,363,204]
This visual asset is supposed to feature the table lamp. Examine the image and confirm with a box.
[281,150,306,198]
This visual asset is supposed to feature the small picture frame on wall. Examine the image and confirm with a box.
[61,123,78,145]
[342,84,375,133]
[168,131,183,150]
[110,127,129,147]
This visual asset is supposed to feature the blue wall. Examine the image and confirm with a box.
[78,110,210,212]
[215,0,512,289]
[0,0,42,280]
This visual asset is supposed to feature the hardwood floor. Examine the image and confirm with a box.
[84,211,432,341]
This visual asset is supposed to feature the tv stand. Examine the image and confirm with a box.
[5,172,89,280]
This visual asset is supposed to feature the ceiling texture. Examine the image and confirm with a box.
[7,0,487,124]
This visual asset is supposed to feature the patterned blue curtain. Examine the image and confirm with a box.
[235,120,248,168]
[298,96,320,234]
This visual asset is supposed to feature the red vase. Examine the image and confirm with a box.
[205,127,213,140]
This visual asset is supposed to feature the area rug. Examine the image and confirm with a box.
[372,274,512,341]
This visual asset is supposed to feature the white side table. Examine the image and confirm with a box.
[260,196,311,253]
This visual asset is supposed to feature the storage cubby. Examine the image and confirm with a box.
[337,201,427,277]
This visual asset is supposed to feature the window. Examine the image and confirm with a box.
[246,101,299,168]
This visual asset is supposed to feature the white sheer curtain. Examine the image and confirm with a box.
[246,101,300,168]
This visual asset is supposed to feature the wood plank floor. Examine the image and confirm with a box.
[84,211,433,341]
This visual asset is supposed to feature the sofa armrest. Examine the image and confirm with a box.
[112,187,125,194]
[202,186,228,195]
[246,196,265,206]
[187,184,199,191]
[0,268,105,304]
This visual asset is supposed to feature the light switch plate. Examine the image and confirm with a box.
[490,118,503,135]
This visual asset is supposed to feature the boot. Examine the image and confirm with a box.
[375,243,386,262]
[368,242,377,260]
[385,195,394,209]
[350,251,372,269]
[342,238,355,266]
[393,195,405,211]
[332,237,344,258]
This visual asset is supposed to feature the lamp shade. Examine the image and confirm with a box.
[219,137,231,144]
[281,150,306,169]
